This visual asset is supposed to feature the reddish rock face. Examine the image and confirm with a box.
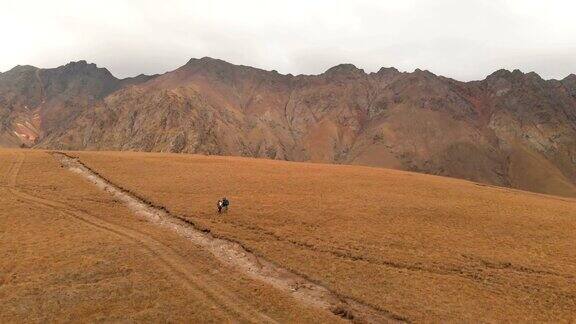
[2,57,576,196]
[0,61,121,147]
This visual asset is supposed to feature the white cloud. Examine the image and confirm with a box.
[0,0,574,80]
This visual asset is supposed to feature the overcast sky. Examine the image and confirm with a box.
[1,0,575,81]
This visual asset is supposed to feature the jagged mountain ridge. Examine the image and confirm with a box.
[2,57,576,196]
[0,61,154,147]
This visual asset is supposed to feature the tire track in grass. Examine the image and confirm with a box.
[53,152,409,323]
[7,151,276,324]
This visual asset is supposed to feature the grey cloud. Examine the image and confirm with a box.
[0,0,575,81]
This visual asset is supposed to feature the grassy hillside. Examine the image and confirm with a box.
[74,150,576,322]
[0,149,338,323]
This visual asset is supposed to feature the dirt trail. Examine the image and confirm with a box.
[53,152,407,323]
[5,152,278,323]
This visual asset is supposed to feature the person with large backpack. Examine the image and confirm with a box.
[217,197,230,213]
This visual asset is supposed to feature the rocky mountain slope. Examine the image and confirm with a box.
[2,57,575,196]
[0,61,153,147]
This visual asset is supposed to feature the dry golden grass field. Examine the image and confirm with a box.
[71,150,576,322]
[0,149,341,323]
[2,148,576,322]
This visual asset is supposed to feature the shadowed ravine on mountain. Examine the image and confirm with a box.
[1,57,576,197]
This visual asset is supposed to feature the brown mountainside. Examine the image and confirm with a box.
[1,57,575,196]
[0,61,153,147]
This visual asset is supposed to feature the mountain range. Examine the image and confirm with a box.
[1,57,575,197]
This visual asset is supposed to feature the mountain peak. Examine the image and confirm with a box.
[413,68,436,77]
[376,66,399,75]
[6,65,38,73]
[486,69,547,83]
[186,56,230,67]
[563,73,576,82]
[53,60,118,81]
[525,71,543,81]
[511,69,525,77]
[487,69,513,80]
[63,60,97,69]
[324,64,365,78]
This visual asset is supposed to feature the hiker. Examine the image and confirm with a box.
[217,197,230,213]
